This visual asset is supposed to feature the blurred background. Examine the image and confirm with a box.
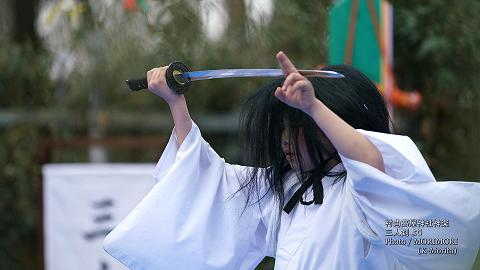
[1,0,479,269]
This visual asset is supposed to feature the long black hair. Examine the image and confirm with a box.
[235,64,392,224]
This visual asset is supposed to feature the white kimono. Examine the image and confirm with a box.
[103,120,480,270]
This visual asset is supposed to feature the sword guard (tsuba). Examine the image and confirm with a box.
[165,61,192,94]
[125,61,192,95]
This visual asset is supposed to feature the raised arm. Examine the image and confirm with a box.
[146,66,192,146]
[274,51,385,172]
[105,69,277,268]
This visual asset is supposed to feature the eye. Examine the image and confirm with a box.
[282,141,291,149]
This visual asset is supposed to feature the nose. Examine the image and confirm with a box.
[282,140,292,154]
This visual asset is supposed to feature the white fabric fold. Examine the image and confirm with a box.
[104,121,276,270]
[340,129,480,269]
[104,123,480,270]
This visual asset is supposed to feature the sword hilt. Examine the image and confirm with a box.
[125,61,192,94]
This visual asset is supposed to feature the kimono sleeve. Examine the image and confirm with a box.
[103,120,276,270]
[340,129,480,270]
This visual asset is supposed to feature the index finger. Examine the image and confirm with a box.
[276,51,298,75]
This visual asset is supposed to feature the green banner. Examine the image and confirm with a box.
[328,0,381,83]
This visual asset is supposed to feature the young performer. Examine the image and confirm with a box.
[104,52,480,269]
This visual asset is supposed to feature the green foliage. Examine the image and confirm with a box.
[0,42,53,108]
[0,124,44,269]
[0,37,53,268]
[57,0,331,114]
[392,0,480,179]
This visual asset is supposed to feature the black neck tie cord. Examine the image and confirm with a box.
[283,176,324,214]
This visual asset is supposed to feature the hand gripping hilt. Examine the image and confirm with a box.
[125,61,192,94]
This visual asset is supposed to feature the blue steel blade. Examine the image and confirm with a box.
[184,69,343,81]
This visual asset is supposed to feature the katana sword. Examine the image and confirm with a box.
[126,61,345,94]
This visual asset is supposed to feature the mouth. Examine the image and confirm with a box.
[285,153,296,163]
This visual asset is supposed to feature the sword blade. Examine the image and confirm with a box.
[184,69,344,81]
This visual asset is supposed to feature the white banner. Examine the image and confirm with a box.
[43,164,156,270]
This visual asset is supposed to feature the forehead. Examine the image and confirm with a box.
[281,126,304,138]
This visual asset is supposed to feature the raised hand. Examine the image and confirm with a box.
[147,66,191,145]
[274,51,318,114]
[147,66,182,104]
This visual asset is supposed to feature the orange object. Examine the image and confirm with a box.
[123,0,137,11]
[389,86,422,111]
